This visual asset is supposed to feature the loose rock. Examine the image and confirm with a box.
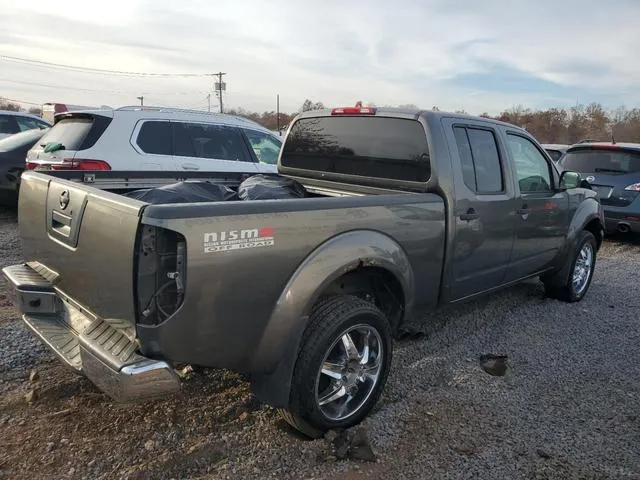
[536,448,552,459]
[349,428,376,462]
[24,388,38,403]
[479,354,508,376]
[332,432,350,460]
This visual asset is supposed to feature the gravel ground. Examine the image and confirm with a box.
[1,206,639,480]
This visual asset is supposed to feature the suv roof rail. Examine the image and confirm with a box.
[116,105,218,115]
[114,106,264,128]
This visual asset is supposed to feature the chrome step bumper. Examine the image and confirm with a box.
[2,263,180,402]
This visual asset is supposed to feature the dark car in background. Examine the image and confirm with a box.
[0,128,49,206]
[542,144,570,162]
[0,110,50,140]
[559,142,640,234]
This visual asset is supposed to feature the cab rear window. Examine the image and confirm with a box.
[281,116,431,182]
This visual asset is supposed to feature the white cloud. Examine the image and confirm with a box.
[1,0,639,114]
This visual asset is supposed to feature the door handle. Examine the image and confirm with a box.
[182,163,200,170]
[459,208,479,221]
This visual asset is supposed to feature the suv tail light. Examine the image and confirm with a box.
[27,158,112,171]
[331,107,376,115]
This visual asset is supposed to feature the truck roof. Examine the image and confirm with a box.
[295,107,526,132]
[567,142,640,152]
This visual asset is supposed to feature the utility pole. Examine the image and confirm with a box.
[207,93,211,112]
[214,72,226,113]
[277,94,280,133]
[136,96,144,106]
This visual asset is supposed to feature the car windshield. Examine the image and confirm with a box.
[0,128,47,152]
[560,148,640,174]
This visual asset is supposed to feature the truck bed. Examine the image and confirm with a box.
[14,170,446,375]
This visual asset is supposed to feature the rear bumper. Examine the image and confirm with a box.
[2,263,180,402]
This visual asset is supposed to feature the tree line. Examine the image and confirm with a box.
[5,95,640,143]
[234,99,640,143]
[0,98,41,116]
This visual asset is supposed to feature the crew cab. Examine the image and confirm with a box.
[3,107,603,438]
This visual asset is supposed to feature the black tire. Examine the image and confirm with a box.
[279,295,392,438]
[544,230,597,302]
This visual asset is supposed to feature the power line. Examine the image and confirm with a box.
[0,77,208,96]
[0,55,216,78]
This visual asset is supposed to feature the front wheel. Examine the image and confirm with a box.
[279,295,392,438]
[544,230,597,302]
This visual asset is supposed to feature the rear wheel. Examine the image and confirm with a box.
[544,230,597,302]
[279,295,392,438]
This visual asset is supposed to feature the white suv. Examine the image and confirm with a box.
[26,106,283,173]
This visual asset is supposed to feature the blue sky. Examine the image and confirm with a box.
[1,0,639,114]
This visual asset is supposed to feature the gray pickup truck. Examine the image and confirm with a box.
[3,107,604,438]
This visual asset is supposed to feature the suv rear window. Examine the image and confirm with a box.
[560,148,640,174]
[38,115,108,151]
[281,117,430,182]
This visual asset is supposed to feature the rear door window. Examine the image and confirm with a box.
[16,116,44,132]
[0,115,19,135]
[137,121,172,155]
[281,116,430,182]
[37,117,95,151]
[173,122,250,162]
[453,126,503,193]
[560,149,640,174]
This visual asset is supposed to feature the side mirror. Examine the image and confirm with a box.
[559,170,581,190]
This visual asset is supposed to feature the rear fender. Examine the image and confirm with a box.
[250,230,413,407]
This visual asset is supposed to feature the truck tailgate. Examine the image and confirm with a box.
[17,171,145,323]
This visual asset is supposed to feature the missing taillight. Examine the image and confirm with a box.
[136,226,186,325]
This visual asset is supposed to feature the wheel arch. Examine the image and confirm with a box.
[250,230,413,407]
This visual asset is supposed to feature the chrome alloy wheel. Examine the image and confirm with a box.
[572,242,594,295]
[314,324,383,421]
